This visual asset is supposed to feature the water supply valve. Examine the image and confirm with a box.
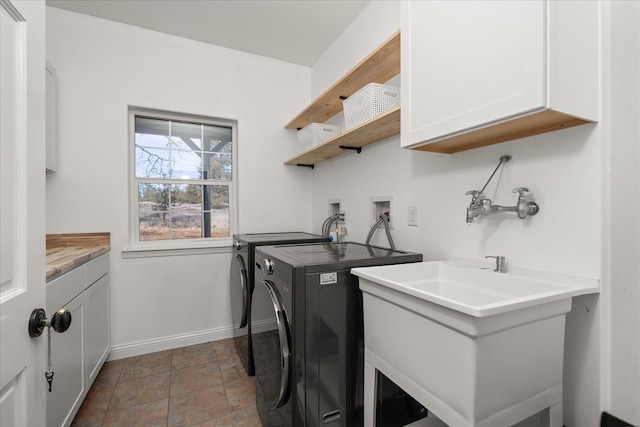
[512,187,539,219]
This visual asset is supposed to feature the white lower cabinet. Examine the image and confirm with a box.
[46,293,85,427]
[46,253,110,427]
[84,275,110,388]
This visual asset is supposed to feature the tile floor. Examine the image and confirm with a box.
[71,338,263,427]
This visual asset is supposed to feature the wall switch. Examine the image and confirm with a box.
[408,205,418,226]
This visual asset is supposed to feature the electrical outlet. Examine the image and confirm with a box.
[408,205,418,226]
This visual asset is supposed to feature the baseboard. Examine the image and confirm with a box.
[601,412,637,427]
[107,319,277,361]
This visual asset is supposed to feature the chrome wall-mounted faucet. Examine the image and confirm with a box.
[466,187,539,223]
[465,156,540,223]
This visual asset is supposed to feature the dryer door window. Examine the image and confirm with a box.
[254,280,292,411]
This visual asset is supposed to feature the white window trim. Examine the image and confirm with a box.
[124,107,238,255]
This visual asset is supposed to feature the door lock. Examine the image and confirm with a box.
[28,307,72,392]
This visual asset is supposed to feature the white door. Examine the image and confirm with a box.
[0,0,47,426]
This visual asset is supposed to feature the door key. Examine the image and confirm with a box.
[28,308,72,392]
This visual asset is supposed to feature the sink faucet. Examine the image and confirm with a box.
[485,255,506,273]
[466,187,539,223]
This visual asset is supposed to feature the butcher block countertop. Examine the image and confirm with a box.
[46,233,110,282]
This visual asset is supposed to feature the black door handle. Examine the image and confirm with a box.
[28,307,72,338]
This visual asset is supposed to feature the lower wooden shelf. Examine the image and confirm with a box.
[284,107,400,166]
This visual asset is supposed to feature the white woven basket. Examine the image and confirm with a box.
[343,83,400,130]
[297,123,341,150]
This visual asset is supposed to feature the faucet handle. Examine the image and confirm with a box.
[485,255,506,273]
[512,187,530,196]
[465,190,481,200]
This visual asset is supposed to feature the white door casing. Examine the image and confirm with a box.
[0,0,47,426]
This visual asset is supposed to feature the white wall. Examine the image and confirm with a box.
[607,1,640,424]
[45,7,313,357]
[310,1,603,426]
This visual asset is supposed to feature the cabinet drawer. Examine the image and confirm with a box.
[85,253,109,287]
[47,267,85,312]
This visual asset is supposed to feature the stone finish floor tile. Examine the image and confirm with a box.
[71,341,264,427]
[110,372,171,411]
[170,363,224,397]
[168,385,230,426]
[172,342,218,371]
[102,398,169,426]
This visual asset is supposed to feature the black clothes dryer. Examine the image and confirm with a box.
[230,232,328,376]
[252,242,427,427]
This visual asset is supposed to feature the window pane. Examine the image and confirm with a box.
[203,125,232,152]
[171,210,202,239]
[205,185,230,238]
[135,117,170,149]
[139,213,170,241]
[170,184,202,209]
[170,184,203,239]
[203,153,232,180]
[170,150,204,180]
[171,121,202,150]
[135,147,171,178]
[139,183,169,211]
[138,183,170,241]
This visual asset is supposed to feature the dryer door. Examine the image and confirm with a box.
[254,279,292,411]
[236,254,249,329]
[231,251,255,376]
[230,253,249,329]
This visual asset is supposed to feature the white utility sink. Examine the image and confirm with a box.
[352,260,599,317]
[351,260,599,427]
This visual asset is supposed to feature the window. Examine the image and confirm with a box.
[129,108,237,247]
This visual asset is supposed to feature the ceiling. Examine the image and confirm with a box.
[46,0,370,67]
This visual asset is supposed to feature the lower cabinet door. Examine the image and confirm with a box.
[84,274,110,388]
[47,293,85,427]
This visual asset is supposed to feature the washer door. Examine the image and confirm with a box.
[254,279,292,411]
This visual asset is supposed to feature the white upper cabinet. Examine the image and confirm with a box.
[401,0,599,153]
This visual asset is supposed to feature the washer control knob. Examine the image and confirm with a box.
[263,259,275,275]
[233,241,241,250]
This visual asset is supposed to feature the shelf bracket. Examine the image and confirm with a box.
[340,145,362,154]
[297,164,315,169]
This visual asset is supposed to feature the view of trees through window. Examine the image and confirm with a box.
[133,114,234,241]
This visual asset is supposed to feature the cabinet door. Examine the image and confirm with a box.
[401,0,546,148]
[84,275,110,388]
[46,293,85,427]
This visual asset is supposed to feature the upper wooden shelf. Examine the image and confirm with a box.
[285,31,400,130]
[284,107,400,166]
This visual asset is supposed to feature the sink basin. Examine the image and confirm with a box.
[351,260,599,317]
[352,260,599,427]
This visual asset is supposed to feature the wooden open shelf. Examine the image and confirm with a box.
[285,30,400,130]
[285,107,400,166]
[284,31,400,167]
